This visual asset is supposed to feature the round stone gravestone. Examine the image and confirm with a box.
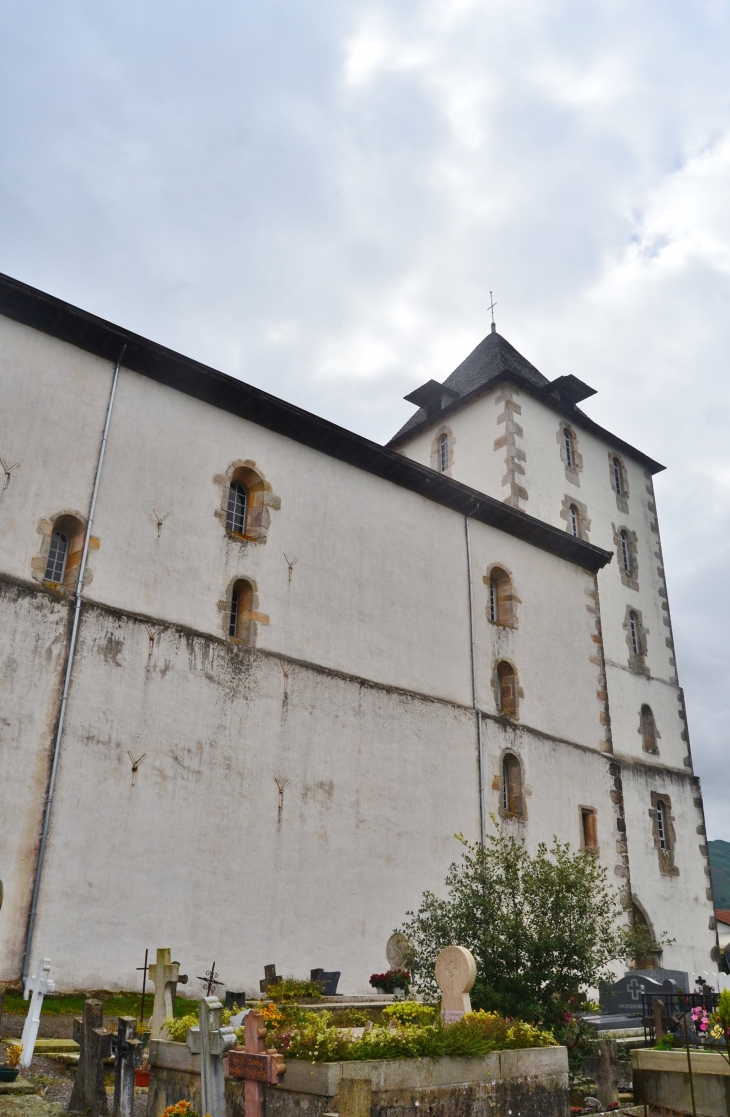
[386,933,412,971]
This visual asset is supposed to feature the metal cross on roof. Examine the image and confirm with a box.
[197,963,223,997]
[488,291,497,332]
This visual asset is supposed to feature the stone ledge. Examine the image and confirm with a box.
[632,1048,730,1076]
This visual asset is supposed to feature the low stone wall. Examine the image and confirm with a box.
[632,1048,730,1116]
[147,1040,569,1117]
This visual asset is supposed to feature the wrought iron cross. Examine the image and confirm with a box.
[136,949,150,1021]
[488,291,497,327]
[197,963,223,997]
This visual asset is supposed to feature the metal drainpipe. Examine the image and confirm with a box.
[465,513,486,847]
[22,343,127,980]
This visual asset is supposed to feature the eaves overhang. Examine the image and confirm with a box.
[388,368,665,475]
[0,271,613,574]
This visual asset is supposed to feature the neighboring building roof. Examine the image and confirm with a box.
[0,271,613,573]
[715,910,730,926]
[389,327,665,474]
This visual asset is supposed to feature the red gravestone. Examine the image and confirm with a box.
[227,1012,285,1117]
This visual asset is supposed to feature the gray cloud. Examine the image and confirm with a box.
[2,0,730,832]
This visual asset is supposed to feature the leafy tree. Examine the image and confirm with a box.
[398,831,667,1025]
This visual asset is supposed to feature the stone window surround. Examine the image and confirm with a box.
[609,452,630,514]
[624,605,649,674]
[214,460,280,544]
[492,658,522,720]
[612,523,639,591]
[483,563,520,629]
[497,749,526,821]
[560,494,591,541]
[649,791,680,877]
[556,421,583,486]
[578,805,599,854]
[32,510,96,593]
[430,425,455,476]
[218,576,269,645]
[639,704,660,754]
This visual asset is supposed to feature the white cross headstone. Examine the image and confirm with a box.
[20,958,55,1070]
[186,997,237,1117]
[149,948,180,1039]
[435,946,476,1024]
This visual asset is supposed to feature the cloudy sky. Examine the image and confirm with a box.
[2,1,730,836]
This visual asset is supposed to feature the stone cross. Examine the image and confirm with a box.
[111,1016,143,1117]
[186,997,237,1117]
[70,999,113,1117]
[386,933,412,972]
[596,1040,621,1109]
[149,948,181,1039]
[20,957,55,1070]
[228,1011,286,1117]
[434,946,477,1024]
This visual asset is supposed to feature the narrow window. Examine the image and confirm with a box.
[486,567,512,626]
[438,433,448,473]
[45,530,69,583]
[226,482,247,534]
[620,530,631,572]
[581,808,598,850]
[613,456,623,496]
[229,586,240,638]
[629,611,640,655]
[569,504,579,537]
[501,754,522,815]
[563,427,574,468]
[656,800,668,851]
[641,705,658,752]
[489,578,497,623]
[497,661,517,717]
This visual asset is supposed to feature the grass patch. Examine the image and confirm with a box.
[2,991,200,1018]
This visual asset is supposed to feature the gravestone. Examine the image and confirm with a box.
[310,969,341,995]
[186,997,237,1117]
[228,1010,286,1117]
[70,1000,113,1117]
[386,933,412,972]
[259,964,281,994]
[224,991,246,1010]
[434,946,476,1024]
[149,948,181,1039]
[595,1040,620,1108]
[20,958,55,1070]
[111,1016,142,1117]
[599,970,686,1015]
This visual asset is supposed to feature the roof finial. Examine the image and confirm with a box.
[488,291,497,333]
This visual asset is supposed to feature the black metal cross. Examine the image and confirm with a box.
[488,291,497,326]
[136,949,149,1022]
[197,962,223,997]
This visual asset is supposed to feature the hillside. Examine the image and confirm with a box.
[709,840,730,909]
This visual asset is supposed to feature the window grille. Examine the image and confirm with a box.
[438,433,448,473]
[620,530,631,571]
[569,505,579,537]
[226,482,247,534]
[489,578,497,623]
[563,428,574,468]
[613,456,623,495]
[656,801,668,850]
[229,588,239,638]
[629,611,640,655]
[45,530,68,583]
[502,760,510,812]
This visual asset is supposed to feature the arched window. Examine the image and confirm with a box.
[487,567,513,625]
[641,705,658,753]
[612,456,623,496]
[226,482,247,535]
[228,579,253,640]
[656,800,668,851]
[631,901,660,969]
[497,661,517,718]
[438,433,449,473]
[45,530,69,583]
[569,504,579,537]
[563,427,574,469]
[629,611,640,655]
[501,754,523,816]
[620,530,631,572]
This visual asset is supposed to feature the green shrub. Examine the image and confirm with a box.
[382,1002,436,1026]
[267,978,325,1003]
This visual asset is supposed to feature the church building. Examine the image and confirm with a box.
[0,273,717,992]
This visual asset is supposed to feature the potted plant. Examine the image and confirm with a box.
[0,1043,22,1081]
[369,970,410,997]
[135,1023,152,1087]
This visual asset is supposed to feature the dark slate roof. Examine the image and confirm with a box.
[0,271,613,573]
[392,329,549,442]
